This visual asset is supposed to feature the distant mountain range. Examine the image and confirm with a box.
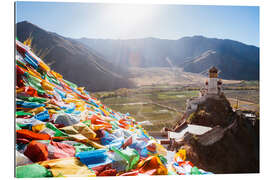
[78,36,259,80]
[16,21,135,92]
[16,21,259,92]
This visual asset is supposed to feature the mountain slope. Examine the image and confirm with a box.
[16,21,134,92]
[78,36,259,80]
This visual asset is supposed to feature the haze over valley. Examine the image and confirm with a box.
[17,21,259,92]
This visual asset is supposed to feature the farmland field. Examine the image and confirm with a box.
[94,81,259,131]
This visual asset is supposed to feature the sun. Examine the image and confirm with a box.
[103,4,156,32]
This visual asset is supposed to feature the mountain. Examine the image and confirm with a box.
[78,36,259,80]
[16,21,135,92]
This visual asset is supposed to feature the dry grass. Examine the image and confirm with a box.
[128,67,240,87]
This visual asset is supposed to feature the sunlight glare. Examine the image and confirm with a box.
[103,4,156,32]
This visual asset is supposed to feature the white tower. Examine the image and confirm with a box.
[207,66,219,94]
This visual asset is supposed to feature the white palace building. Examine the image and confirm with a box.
[186,66,223,114]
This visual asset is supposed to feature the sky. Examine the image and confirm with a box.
[15,1,260,47]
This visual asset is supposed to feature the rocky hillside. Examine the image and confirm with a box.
[186,94,234,128]
[178,95,259,173]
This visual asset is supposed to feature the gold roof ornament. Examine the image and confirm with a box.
[208,66,218,73]
[208,66,219,78]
